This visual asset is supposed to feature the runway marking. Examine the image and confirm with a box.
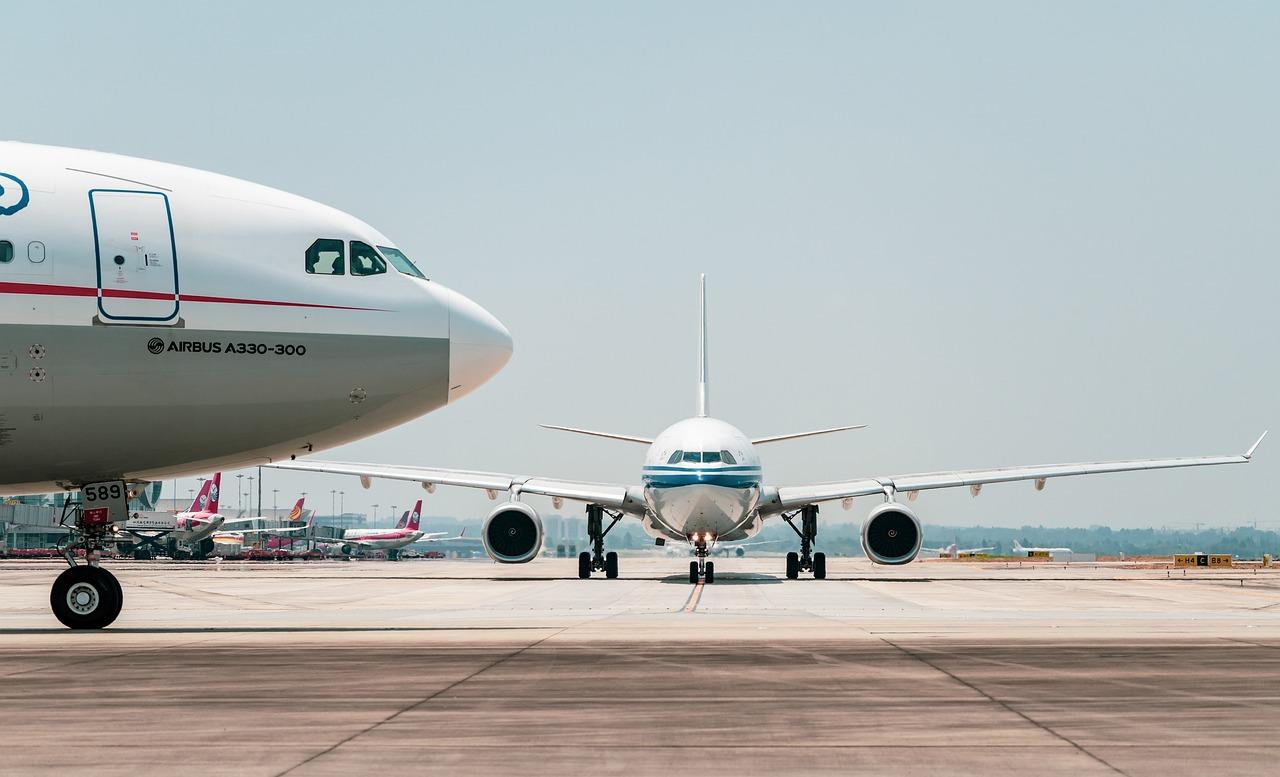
[876,637,1131,776]
[274,628,566,777]
[682,581,705,613]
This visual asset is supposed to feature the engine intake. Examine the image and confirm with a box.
[860,503,922,565]
[482,503,543,564]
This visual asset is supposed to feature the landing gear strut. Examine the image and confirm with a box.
[782,504,826,580]
[688,536,715,584]
[578,503,622,579]
[51,499,123,629]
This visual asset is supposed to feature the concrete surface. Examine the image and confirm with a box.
[2,556,1279,776]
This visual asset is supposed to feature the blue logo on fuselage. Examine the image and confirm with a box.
[0,173,31,216]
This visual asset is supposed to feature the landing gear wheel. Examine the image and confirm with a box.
[813,552,827,580]
[786,552,800,580]
[605,551,619,579]
[51,566,122,630]
[578,551,591,579]
[704,561,715,584]
[689,561,700,585]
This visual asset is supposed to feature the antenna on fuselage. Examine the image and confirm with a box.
[697,273,709,418]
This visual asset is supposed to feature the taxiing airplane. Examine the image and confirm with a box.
[274,276,1265,585]
[0,142,512,628]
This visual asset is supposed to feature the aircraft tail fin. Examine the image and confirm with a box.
[1012,540,1024,553]
[286,497,306,522]
[188,473,221,513]
[697,273,709,418]
[395,510,409,529]
[407,500,423,531]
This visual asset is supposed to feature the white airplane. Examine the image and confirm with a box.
[921,543,996,559]
[274,275,1266,585]
[302,499,459,557]
[0,141,512,628]
[1010,540,1072,557]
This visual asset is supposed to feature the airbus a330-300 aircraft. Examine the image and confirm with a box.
[0,141,512,628]
[275,276,1265,584]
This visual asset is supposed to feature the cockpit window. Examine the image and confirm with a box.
[350,241,387,277]
[701,451,722,463]
[667,450,683,464]
[682,451,701,463]
[720,450,737,465]
[378,245,428,280]
[305,239,344,275]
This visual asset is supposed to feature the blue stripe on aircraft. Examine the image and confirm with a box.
[643,473,761,488]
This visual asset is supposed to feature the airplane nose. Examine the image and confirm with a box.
[446,288,513,403]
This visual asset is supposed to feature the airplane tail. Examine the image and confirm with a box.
[1012,540,1024,553]
[395,510,409,529]
[285,497,306,522]
[697,273,708,418]
[188,473,221,513]
[407,500,423,531]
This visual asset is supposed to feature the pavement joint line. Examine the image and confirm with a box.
[876,636,1131,777]
[273,628,568,777]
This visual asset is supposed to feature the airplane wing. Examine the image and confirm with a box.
[267,460,638,512]
[767,432,1266,513]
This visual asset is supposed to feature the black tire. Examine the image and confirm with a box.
[133,547,151,561]
[786,552,800,580]
[50,566,122,630]
[813,552,827,580]
[705,562,715,584]
[578,551,592,579]
[689,561,700,584]
[605,551,619,579]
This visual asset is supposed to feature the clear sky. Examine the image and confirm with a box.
[7,2,1277,529]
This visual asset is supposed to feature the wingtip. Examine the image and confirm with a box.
[1246,430,1268,459]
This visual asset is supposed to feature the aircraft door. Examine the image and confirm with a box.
[91,190,180,323]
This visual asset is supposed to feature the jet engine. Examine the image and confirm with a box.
[860,502,922,565]
[482,502,543,564]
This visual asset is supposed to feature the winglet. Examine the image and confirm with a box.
[1246,430,1268,459]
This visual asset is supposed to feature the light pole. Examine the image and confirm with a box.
[372,504,379,531]
[247,476,255,515]
[390,506,397,531]
[272,489,279,516]
[339,491,344,516]
[236,474,244,511]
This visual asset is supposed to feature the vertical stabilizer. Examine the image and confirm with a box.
[188,473,221,514]
[286,498,306,522]
[697,274,709,418]
[407,500,423,531]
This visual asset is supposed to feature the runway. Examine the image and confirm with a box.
[3,557,1280,775]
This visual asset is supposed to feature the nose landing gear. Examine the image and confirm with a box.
[51,499,124,629]
[578,504,622,579]
[782,504,826,580]
[688,535,715,584]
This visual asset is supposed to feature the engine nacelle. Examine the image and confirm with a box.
[860,502,922,565]
[482,502,543,564]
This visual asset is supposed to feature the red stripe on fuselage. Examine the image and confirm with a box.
[0,281,383,311]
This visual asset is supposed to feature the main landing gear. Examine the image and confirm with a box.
[578,504,622,579]
[688,535,715,584]
[51,500,123,629]
[782,504,826,580]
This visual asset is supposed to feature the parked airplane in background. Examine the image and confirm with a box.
[275,276,1265,585]
[921,543,996,559]
[304,500,461,558]
[1011,540,1072,558]
[122,474,279,558]
[0,141,512,628]
[209,495,308,549]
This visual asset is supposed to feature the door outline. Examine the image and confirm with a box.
[89,188,181,323]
